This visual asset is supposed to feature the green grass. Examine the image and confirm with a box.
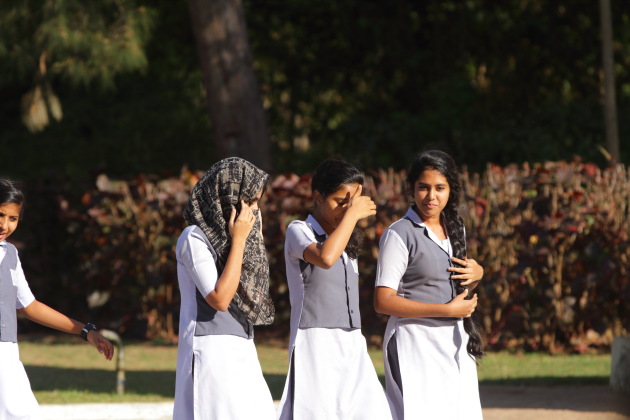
[17,335,611,404]
[476,351,611,386]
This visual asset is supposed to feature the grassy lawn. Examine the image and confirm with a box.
[17,335,611,404]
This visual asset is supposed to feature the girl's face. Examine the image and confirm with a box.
[410,169,450,223]
[0,202,21,242]
[247,188,264,211]
[313,183,360,234]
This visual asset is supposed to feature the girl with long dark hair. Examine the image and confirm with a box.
[374,150,484,420]
[277,159,392,420]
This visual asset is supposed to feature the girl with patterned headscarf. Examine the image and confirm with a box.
[173,157,276,420]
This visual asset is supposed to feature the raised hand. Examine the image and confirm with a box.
[228,200,256,243]
[448,257,484,286]
[446,289,478,318]
[345,184,377,221]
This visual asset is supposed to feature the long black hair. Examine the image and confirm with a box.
[407,150,484,358]
[0,178,25,214]
[311,158,364,259]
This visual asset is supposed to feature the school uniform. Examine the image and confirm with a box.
[0,241,41,420]
[277,215,392,420]
[376,208,482,420]
[173,226,275,420]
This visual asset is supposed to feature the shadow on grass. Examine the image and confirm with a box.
[478,381,630,416]
[480,376,629,416]
[25,366,175,397]
[25,366,289,401]
[264,373,287,401]
[480,376,608,386]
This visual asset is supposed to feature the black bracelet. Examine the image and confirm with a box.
[80,323,97,341]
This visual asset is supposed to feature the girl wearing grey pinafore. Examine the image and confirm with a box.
[374,151,484,420]
[0,179,114,420]
[277,159,392,420]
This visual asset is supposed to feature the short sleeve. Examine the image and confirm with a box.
[11,248,36,309]
[176,228,219,298]
[285,221,318,262]
[375,228,409,290]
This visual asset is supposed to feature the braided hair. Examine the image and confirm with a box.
[406,150,484,358]
[311,159,364,259]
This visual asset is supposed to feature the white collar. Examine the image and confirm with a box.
[305,214,327,238]
[404,207,424,226]
[405,207,452,256]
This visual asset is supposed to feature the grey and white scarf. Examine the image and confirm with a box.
[183,157,274,325]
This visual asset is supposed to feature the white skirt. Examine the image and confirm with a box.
[277,328,393,420]
[0,342,41,420]
[172,334,276,420]
[383,317,482,420]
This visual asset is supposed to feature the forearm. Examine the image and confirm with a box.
[313,216,357,267]
[205,239,246,311]
[374,291,452,318]
[20,300,85,334]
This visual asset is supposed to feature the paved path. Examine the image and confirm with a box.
[41,385,629,420]
[41,402,173,420]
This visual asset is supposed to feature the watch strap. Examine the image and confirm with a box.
[81,323,97,341]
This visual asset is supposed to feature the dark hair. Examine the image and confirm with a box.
[311,159,364,259]
[0,178,25,215]
[407,150,484,358]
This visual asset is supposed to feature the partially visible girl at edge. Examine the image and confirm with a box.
[173,157,276,420]
[374,150,485,420]
[277,159,393,420]
[0,178,114,420]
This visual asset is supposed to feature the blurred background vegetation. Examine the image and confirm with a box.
[1,0,629,180]
[1,0,629,352]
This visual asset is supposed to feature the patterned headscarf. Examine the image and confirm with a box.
[183,157,274,325]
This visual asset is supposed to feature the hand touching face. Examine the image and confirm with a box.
[313,183,376,234]
[229,200,256,243]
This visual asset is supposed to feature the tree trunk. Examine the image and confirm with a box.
[599,0,620,162]
[188,0,272,171]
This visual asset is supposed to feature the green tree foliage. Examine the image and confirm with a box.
[1,1,629,179]
[0,0,214,180]
[0,0,154,131]
[246,0,630,171]
[0,0,154,87]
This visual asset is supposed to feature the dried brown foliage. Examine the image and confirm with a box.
[16,161,630,352]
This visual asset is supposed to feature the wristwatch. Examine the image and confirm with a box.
[80,323,97,341]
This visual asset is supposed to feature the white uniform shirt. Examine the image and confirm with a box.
[0,241,36,311]
[176,225,219,343]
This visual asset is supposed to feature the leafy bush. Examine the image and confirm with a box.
[14,161,630,352]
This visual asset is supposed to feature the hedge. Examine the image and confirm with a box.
[13,160,630,353]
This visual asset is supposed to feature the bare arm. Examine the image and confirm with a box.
[374,286,478,318]
[19,300,114,360]
[304,185,376,268]
[204,201,255,312]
